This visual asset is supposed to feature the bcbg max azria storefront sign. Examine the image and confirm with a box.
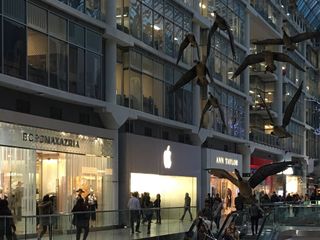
[22,132,80,148]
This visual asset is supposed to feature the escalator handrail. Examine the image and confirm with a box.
[256,212,272,240]
[216,211,239,240]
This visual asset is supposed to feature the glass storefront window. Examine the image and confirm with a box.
[142,5,153,46]
[48,13,67,41]
[129,70,142,110]
[130,0,142,39]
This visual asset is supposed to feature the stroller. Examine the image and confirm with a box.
[184,216,217,240]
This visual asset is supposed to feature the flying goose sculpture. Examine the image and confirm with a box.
[258,81,303,138]
[199,92,227,133]
[207,11,236,59]
[176,33,200,65]
[206,160,298,199]
[231,51,305,79]
[169,60,212,93]
[252,27,320,51]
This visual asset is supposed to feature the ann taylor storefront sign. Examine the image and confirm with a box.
[216,157,238,166]
[22,133,80,148]
[204,149,242,173]
[0,122,112,156]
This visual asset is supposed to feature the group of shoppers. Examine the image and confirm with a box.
[127,191,161,235]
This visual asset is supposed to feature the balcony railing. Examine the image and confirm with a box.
[250,128,284,149]
[0,206,196,239]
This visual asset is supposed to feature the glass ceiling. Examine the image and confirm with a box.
[297,0,320,30]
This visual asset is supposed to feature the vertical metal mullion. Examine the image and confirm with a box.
[25,0,28,81]
[67,19,69,93]
[47,10,50,87]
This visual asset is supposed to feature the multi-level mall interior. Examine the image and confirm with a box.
[0,0,320,239]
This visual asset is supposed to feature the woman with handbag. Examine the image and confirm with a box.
[249,201,264,235]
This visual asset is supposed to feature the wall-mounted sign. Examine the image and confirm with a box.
[216,156,238,166]
[163,145,172,169]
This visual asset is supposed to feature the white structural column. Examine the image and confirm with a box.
[275,45,283,127]
[104,0,117,104]
[242,7,251,176]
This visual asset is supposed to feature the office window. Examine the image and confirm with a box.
[27,3,47,33]
[69,45,85,95]
[49,38,68,91]
[4,19,26,79]
[142,5,153,46]
[48,13,67,41]
[4,0,25,23]
[130,0,142,39]
[28,29,48,85]
[86,30,102,54]
[69,22,85,47]
[86,51,101,99]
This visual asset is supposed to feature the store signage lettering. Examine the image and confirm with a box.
[22,133,80,148]
[216,156,238,166]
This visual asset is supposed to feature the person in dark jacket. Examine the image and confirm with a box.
[234,193,244,211]
[38,194,53,240]
[0,199,16,240]
[153,194,161,224]
[180,193,193,221]
[72,197,90,240]
[249,202,263,235]
[144,197,153,234]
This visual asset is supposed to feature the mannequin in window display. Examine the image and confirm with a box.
[85,189,97,226]
[13,181,23,221]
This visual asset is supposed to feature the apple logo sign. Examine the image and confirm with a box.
[163,145,172,169]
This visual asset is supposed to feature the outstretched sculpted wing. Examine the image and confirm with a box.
[232,53,265,79]
[169,65,197,93]
[282,81,303,128]
[206,22,219,59]
[291,31,320,43]
[248,161,297,188]
[252,38,284,45]
[206,168,239,187]
[273,52,305,72]
[176,36,191,65]
[198,100,212,132]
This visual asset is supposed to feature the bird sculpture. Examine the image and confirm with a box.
[176,33,200,65]
[169,61,212,93]
[207,11,236,59]
[206,160,298,199]
[231,51,305,79]
[199,92,227,133]
[252,27,320,51]
[257,81,303,138]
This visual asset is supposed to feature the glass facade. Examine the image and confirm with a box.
[1,2,104,100]
[200,0,246,45]
[116,48,193,124]
[58,0,105,21]
[117,0,193,64]
[207,32,246,92]
[202,85,246,138]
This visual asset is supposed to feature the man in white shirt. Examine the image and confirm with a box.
[127,191,141,234]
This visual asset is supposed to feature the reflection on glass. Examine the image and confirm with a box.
[142,5,153,46]
[49,38,68,91]
[86,51,101,99]
[4,19,26,79]
[69,45,85,95]
[28,29,48,85]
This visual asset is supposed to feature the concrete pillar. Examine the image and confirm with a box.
[104,0,117,104]
[275,45,283,126]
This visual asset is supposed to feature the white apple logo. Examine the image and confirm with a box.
[163,145,172,169]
